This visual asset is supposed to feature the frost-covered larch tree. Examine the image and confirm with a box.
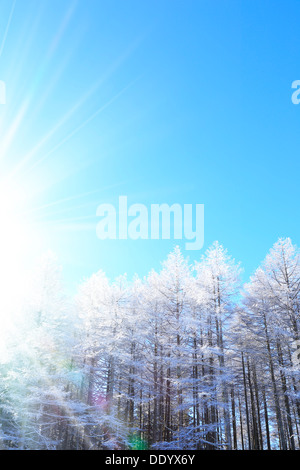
[244,238,300,450]
[192,241,241,449]
[1,238,300,450]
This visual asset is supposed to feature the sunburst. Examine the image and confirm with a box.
[0,0,137,333]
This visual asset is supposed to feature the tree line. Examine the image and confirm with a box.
[0,237,300,450]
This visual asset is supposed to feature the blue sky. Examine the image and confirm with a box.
[0,0,299,293]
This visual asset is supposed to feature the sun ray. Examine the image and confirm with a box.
[25,78,140,174]
[26,186,118,215]
[0,0,16,59]
[0,98,31,159]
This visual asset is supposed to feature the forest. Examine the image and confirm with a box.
[0,237,299,450]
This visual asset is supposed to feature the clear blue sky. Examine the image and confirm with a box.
[0,0,299,293]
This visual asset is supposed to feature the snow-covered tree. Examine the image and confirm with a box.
[1,239,300,450]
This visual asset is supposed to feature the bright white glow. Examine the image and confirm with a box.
[0,180,34,331]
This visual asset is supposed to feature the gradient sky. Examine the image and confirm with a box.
[0,0,299,293]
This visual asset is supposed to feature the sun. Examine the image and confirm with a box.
[0,179,34,319]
